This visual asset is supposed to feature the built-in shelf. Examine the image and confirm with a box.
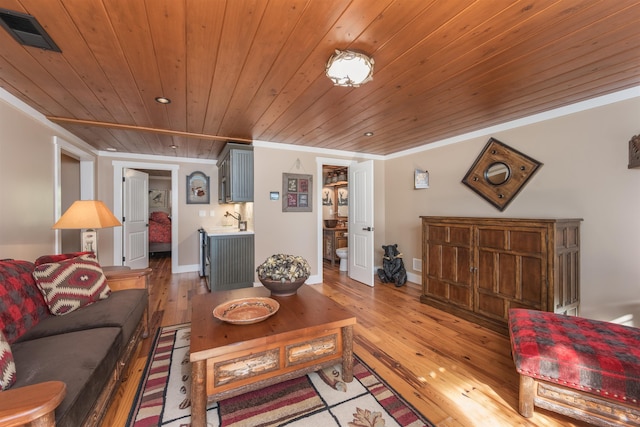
[324,180,347,187]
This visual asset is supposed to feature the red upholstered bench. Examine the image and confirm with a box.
[508,308,640,426]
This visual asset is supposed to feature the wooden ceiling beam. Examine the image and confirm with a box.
[46,116,253,144]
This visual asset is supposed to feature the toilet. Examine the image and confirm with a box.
[336,247,348,271]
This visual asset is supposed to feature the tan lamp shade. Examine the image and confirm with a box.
[53,200,121,229]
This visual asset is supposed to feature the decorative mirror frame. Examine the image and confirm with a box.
[462,138,542,211]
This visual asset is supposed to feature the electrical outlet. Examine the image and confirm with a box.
[412,258,422,272]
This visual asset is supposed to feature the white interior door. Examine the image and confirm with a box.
[123,168,149,269]
[349,160,374,286]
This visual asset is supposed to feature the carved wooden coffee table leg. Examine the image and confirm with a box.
[191,360,206,427]
[342,325,354,382]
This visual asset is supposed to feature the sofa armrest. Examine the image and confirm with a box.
[0,381,66,427]
[104,267,152,292]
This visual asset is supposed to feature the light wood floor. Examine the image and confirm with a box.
[101,256,588,427]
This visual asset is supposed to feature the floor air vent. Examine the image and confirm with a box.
[0,9,60,52]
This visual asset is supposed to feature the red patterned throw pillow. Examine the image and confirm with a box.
[0,260,50,343]
[0,331,16,390]
[32,254,111,315]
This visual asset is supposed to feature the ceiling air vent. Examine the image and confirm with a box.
[0,9,61,52]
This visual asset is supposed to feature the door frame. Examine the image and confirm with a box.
[112,161,179,272]
[316,157,354,283]
[53,136,95,253]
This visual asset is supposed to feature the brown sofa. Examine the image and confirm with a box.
[0,257,150,427]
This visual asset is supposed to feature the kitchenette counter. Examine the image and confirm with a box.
[204,227,255,236]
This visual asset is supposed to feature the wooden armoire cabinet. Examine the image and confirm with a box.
[420,216,581,334]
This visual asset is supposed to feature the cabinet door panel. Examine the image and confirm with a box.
[427,244,442,276]
[497,253,517,297]
[450,284,472,308]
[510,230,543,253]
[426,278,448,299]
[427,225,447,242]
[441,246,457,281]
[477,250,495,291]
[476,292,505,319]
[521,256,543,305]
[449,226,471,246]
[478,228,506,250]
[456,247,471,285]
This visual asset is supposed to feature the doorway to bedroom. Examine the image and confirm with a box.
[143,169,173,259]
[112,161,179,274]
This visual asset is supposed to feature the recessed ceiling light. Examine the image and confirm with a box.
[106,147,117,152]
[170,144,178,149]
[364,131,374,137]
[155,96,171,104]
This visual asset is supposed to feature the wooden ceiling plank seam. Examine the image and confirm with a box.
[0,26,95,119]
[215,0,289,135]
[324,45,640,154]
[245,0,356,137]
[276,0,579,147]
[248,0,435,141]
[397,14,640,135]
[360,60,640,155]
[250,0,422,139]
[348,26,640,151]
[146,0,188,133]
[185,0,226,135]
[0,56,73,117]
[217,0,315,136]
[284,0,624,150]
[263,0,534,144]
[58,0,154,130]
[38,0,136,125]
[103,0,169,129]
[253,0,431,140]
[202,0,270,136]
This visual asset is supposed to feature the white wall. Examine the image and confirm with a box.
[384,96,640,323]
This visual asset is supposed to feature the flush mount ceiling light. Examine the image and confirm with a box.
[325,50,374,87]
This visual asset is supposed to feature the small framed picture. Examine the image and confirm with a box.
[283,173,312,212]
[414,169,429,189]
[149,189,167,208]
[270,191,280,201]
[186,171,210,204]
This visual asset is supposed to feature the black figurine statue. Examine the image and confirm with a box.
[377,244,407,287]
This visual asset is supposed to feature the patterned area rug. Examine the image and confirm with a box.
[127,323,433,427]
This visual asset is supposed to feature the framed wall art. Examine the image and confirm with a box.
[414,169,429,189]
[282,173,313,212]
[149,189,168,208]
[186,171,210,204]
[336,185,348,217]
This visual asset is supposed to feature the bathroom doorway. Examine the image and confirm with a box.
[316,158,352,283]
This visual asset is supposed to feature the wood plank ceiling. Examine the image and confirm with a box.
[0,0,638,160]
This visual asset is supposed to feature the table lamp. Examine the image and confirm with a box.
[52,200,122,256]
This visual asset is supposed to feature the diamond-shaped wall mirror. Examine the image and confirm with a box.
[462,138,542,211]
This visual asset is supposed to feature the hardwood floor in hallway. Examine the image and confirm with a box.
[101,256,588,427]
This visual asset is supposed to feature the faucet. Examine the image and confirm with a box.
[225,211,242,223]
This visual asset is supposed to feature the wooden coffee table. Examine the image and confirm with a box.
[189,285,356,427]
